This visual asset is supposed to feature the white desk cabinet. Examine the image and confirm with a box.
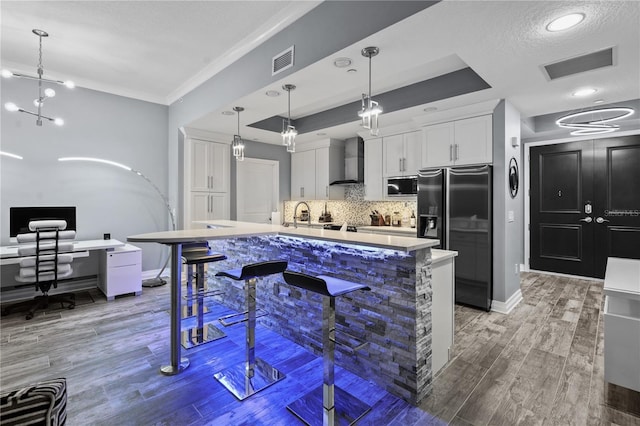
[603,257,640,392]
[99,244,142,300]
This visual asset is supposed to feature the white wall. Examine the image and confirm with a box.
[492,100,524,306]
[1,78,169,272]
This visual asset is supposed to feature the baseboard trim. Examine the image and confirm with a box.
[491,289,523,315]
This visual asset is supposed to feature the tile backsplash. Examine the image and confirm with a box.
[282,184,417,227]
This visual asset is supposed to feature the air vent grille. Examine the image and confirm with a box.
[272,46,294,76]
[544,48,614,80]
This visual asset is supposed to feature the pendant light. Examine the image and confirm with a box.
[358,46,382,136]
[2,29,74,126]
[555,107,634,135]
[232,106,245,161]
[281,84,297,152]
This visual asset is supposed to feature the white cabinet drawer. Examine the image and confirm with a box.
[105,249,141,268]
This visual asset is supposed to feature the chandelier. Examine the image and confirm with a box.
[358,46,382,136]
[555,107,635,136]
[232,107,245,161]
[2,29,74,126]
[281,84,297,153]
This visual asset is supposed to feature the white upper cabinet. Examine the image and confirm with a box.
[291,150,316,200]
[364,137,383,200]
[383,130,422,177]
[422,115,493,168]
[183,131,231,229]
[190,139,229,193]
[290,139,345,201]
[422,122,455,168]
[315,146,345,200]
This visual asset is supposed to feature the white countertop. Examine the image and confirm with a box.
[432,249,458,264]
[128,220,439,252]
[604,257,640,301]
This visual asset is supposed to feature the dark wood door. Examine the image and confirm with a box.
[530,142,595,276]
[530,136,640,278]
[592,136,640,277]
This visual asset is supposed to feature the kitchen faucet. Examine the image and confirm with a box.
[293,201,310,229]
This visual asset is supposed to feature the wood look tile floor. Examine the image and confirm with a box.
[1,272,639,425]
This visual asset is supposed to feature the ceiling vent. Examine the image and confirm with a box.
[543,47,614,80]
[272,46,295,76]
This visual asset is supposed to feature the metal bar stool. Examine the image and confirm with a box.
[282,271,372,426]
[181,242,227,349]
[214,260,288,400]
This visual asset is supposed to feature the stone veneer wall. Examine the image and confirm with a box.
[282,183,418,226]
[206,235,433,404]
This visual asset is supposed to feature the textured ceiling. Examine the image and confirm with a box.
[1,0,639,142]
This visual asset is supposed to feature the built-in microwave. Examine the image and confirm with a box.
[386,176,418,197]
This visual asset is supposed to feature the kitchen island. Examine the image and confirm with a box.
[129,220,444,404]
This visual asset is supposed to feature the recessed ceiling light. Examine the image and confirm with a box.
[333,57,352,68]
[347,68,357,73]
[572,88,597,97]
[221,110,235,115]
[265,90,280,97]
[593,99,605,104]
[546,13,585,32]
[423,107,438,113]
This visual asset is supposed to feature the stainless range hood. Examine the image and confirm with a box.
[330,137,364,185]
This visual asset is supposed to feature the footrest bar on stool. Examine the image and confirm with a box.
[218,309,268,327]
[182,289,225,302]
[287,385,371,426]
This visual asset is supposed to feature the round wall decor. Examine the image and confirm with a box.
[509,157,519,198]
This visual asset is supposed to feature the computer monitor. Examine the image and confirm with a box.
[9,206,77,237]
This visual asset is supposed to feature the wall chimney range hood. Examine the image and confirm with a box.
[330,137,364,185]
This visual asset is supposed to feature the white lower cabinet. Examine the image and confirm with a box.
[98,244,142,301]
[431,249,455,375]
[190,191,229,227]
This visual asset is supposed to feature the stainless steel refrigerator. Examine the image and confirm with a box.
[417,165,492,311]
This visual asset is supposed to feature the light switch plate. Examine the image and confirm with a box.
[508,210,515,222]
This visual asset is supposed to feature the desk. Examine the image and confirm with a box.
[1,239,125,266]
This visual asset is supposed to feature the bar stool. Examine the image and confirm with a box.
[282,271,372,426]
[214,260,288,400]
[181,242,227,349]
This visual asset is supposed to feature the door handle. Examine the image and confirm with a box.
[579,217,592,223]
[301,187,304,198]
[326,185,328,197]
[399,158,402,172]
[449,145,453,162]
[595,217,610,224]
[455,144,459,161]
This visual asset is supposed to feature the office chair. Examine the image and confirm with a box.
[1,220,76,320]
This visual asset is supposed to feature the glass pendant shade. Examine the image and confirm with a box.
[232,106,245,161]
[281,84,297,152]
[359,46,382,136]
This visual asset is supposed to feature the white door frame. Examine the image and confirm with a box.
[236,157,279,223]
